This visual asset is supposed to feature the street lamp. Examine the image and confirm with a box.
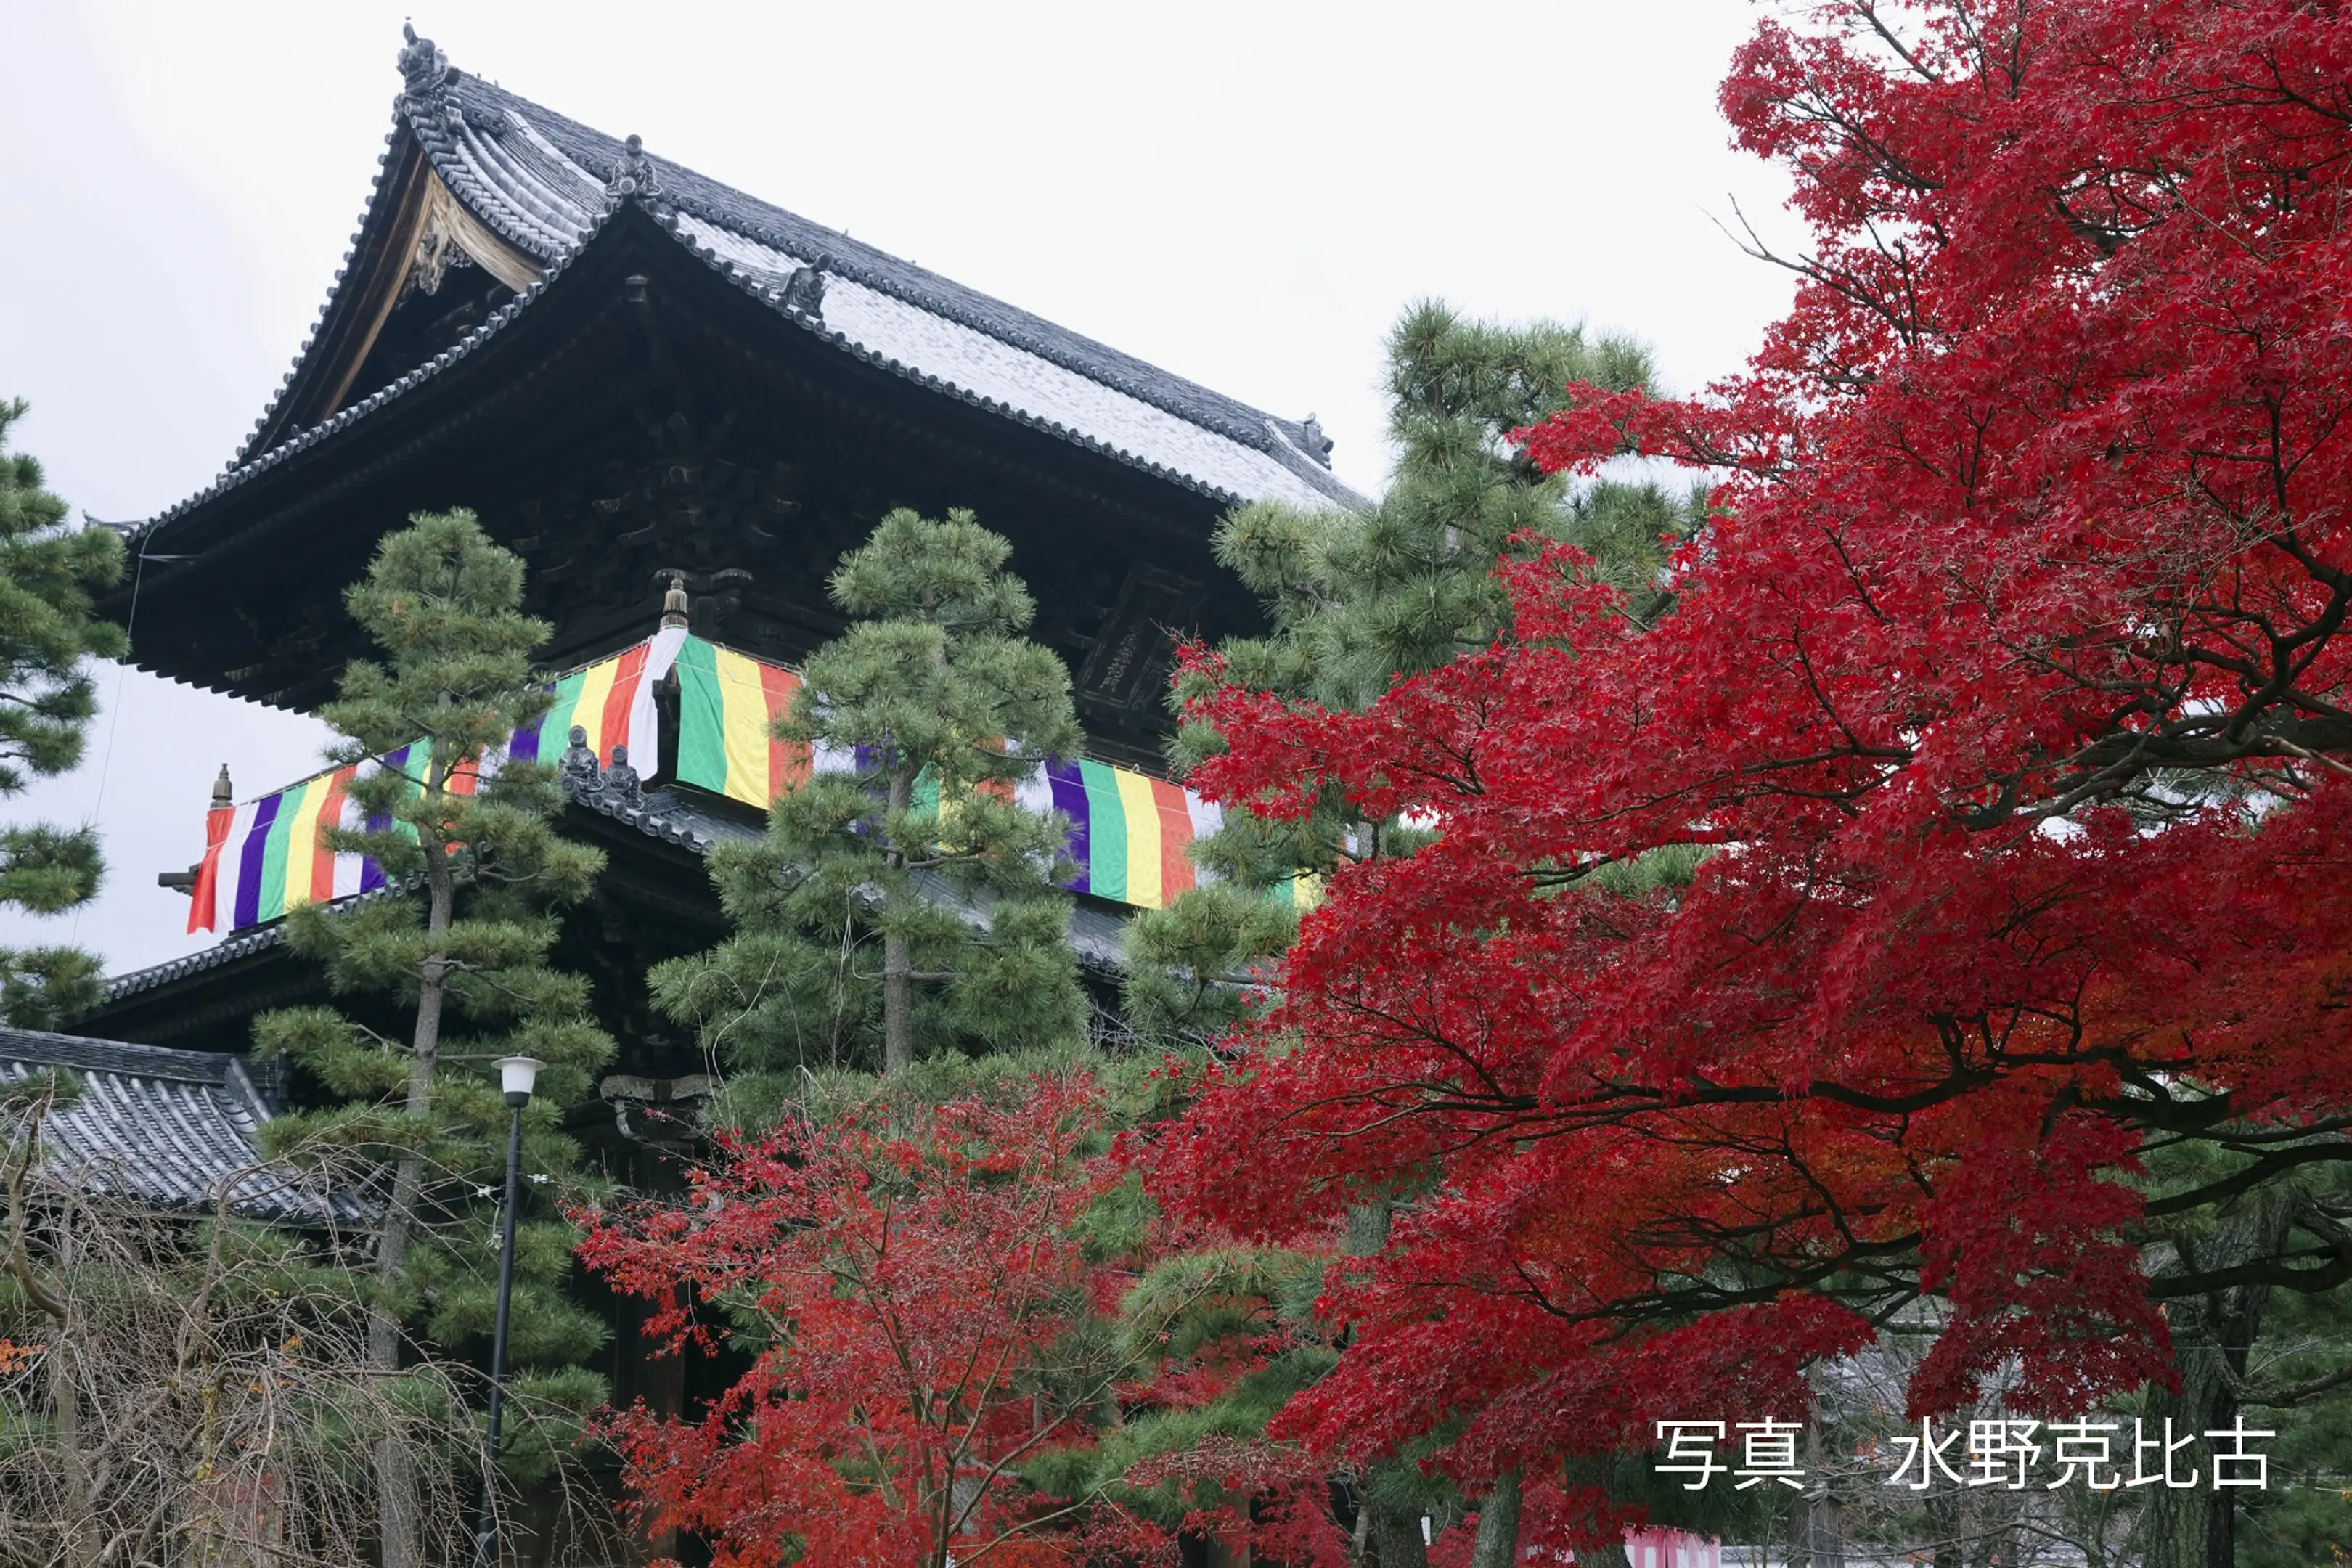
[473,1055,542,1568]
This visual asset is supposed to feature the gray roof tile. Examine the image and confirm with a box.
[0,1027,367,1225]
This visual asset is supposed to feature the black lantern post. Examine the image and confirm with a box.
[472,1054,542,1568]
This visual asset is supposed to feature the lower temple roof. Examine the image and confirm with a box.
[0,1027,367,1225]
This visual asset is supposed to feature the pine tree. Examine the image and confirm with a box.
[1124,304,1707,1568]
[0,399,127,1028]
[1128,302,1702,1044]
[653,507,1085,1079]
[1212,301,1689,714]
[250,510,613,1568]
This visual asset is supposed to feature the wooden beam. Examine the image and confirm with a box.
[319,163,542,420]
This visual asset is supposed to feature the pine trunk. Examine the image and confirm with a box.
[2141,1192,2292,1568]
[1923,1476,1962,1568]
[1467,1470,1521,1568]
[52,1343,90,1568]
[1364,1504,1430,1568]
[1805,1493,1847,1568]
[883,768,915,1073]
[370,832,453,1568]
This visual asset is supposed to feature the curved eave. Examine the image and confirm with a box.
[103,923,290,1003]
[123,197,612,561]
[237,112,528,463]
[650,208,1352,513]
[233,66,1365,508]
[123,197,1348,581]
[416,72,1360,500]
[649,187,1363,505]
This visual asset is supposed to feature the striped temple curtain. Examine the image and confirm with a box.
[669,634,1318,913]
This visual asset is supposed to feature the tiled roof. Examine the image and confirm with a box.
[163,29,1365,540]
[0,1028,365,1224]
[104,921,289,1002]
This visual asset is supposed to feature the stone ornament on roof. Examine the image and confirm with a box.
[599,744,645,807]
[556,724,600,798]
[608,134,663,200]
[781,255,829,319]
[1297,415,1335,468]
[396,23,451,100]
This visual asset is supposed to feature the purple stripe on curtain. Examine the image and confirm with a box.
[232,794,282,929]
[356,743,411,894]
[1045,759,1093,897]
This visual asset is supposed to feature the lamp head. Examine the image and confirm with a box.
[494,1055,544,1107]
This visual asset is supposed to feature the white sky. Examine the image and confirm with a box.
[0,0,1797,977]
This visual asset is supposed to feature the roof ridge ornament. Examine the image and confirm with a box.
[396,22,451,101]
[608,134,663,200]
[782,253,829,319]
[1297,414,1334,468]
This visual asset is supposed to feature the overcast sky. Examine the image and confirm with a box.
[0,0,1797,977]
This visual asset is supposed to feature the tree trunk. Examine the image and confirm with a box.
[1804,1421,1845,1567]
[1805,1493,1846,1568]
[2140,1191,2293,1568]
[1364,1503,1430,1568]
[51,1228,90,1568]
[883,768,915,1073]
[1467,1470,1521,1568]
[1339,1204,1429,1568]
[1924,1474,1962,1568]
[370,833,453,1568]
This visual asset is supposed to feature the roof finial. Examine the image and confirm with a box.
[660,572,690,630]
[211,764,234,810]
[397,20,451,97]
[609,133,663,200]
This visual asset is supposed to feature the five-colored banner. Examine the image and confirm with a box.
[194,629,1310,934]
[188,632,684,934]
[669,634,1308,911]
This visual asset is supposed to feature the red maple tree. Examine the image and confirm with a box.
[1149,0,2352,1540]
[576,1076,1342,1567]
[578,1078,1131,1568]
